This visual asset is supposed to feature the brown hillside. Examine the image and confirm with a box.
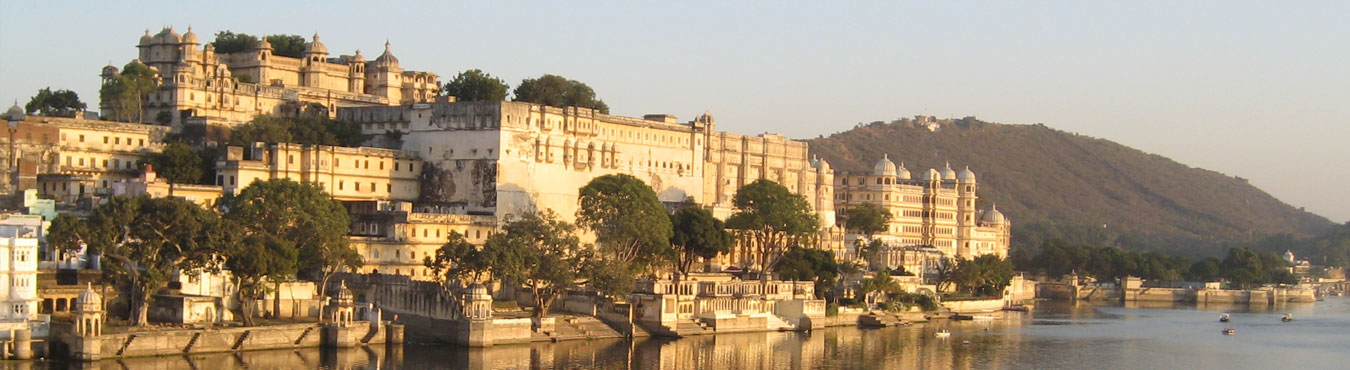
[807,117,1333,256]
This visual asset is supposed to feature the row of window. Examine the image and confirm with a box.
[66,134,146,147]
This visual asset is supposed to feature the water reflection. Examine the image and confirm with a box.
[23,297,1350,369]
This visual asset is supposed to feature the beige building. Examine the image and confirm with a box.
[214,143,421,202]
[339,101,838,275]
[833,156,1010,270]
[347,201,496,278]
[0,116,168,204]
[109,27,438,127]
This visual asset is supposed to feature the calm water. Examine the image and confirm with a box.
[29,297,1350,369]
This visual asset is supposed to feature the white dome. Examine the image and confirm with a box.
[305,33,328,54]
[182,26,199,44]
[958,166,976,183]
[922,168,942,181]
[897,162,911,180]
[139,29,154,46]
[941,162,957,181]
[374,41,400,67]
[873,154,897,177]
[813,156,831,173]
[980,204,1006,224]
[77,283,102,312]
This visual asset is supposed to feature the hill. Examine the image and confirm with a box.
[807,116,1335,257]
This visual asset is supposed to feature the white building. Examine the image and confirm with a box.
[0,236,41,337]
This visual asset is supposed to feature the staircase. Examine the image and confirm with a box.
[765,314,796,331]
[294,327,315,345]
[231,331,251,350]
[117,335,137,356]
[674,318,710,336]
[183,333,201,353]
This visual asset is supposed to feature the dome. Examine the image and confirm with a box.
[101,63,119,77]
[374,41,400,67]
[304,33,327,54]
[182,26,198,44]
[257,38,273,50]
[815,157,831,173]
[980,204,1006,225]
[921,168,941,181]
[958,166,976,183]
[77,283,102,312]
[873,154,898,177]
[334,281,353,304]
[897,162,911,180]
[3,101,25,122]
[941,162,957,181]
[157,27,181,44]
[139,29,154,45]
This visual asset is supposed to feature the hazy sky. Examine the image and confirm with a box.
[2,1,1347,222]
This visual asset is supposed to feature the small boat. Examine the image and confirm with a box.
[951,314,974,321]
[1219,314,1230,322]
[1222,328,1236,335]
[1282,314,1293,322]
[971,315,995,321]
[1002,305,1030,312]
[935,330,951,338]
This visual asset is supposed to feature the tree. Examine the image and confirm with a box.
[61,196,222,325]
[46,213,87,263]
[26,87,86,117]
[222,225,298,326]
[229,114,368,147]
[443,69,509,101]
[140,141,205,195]
[669,207,732,277]
[576,174,673,273]
[842,203,891,237]
[425,231,492,285]
[1188,257,1222,282]
[725,179,819,278]
[265,34,307,58]
[99,61,157,123]
[944,255,1015,297]
[482,210,589,318]
[211,31,259,54]
[860,271,900,307]
[513,74,609,113]
[224,179,357,300]
[777,247,839,300]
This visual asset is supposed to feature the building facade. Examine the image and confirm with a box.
[108,27,439,127]
[0,116,168,204]
[833,156,1010,271]
[214,143,421,202]
[0,236,40,336]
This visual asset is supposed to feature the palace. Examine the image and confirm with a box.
[103,27,439,127]
[337,100,839,276]
[832,155,1011,274]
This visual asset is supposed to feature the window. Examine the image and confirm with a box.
[386,184,391,192]
[79,135,84,142]
[370,182,375,191]
[288,155,294,164]
[114,137,120,145]
[339,181,344,190]
[103,136,108,144]
[139,139,144,146]
[355,183,361,191]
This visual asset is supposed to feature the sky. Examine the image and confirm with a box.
[1,1,1347,222]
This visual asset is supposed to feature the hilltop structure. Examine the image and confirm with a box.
[104,27,439,127]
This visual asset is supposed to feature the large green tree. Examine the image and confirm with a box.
[944,255,1015,297]
[425,231,493,285]
[26,87,86,117]
[222,226,298,326]
[139,141,209,195]
[224,179,358,300]
[211,31,306,58]
[99,61,157,123]
[669,207,732,277]
[265,34,307,58]
[725,179,819,278]
[443,69,509,102]
[55,196,223,326]
[513,74,609,113]
[842,203,891,267]
[483,210,589,318]
[576,174,673,273]
[777,247,839,300]
[229,114,367,147]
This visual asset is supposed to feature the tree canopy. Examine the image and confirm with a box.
[139,141,217,191]
[26,87,86,117]
[482,210,590,318]
[53,196,224,325]
[425,231,492,285]
[943,255,1015,297]
[726,179,819,277]
[211,31,306,58]
[577,174,673,274]
[224,179,358,300]
[669,207,732,277]
[99,61,157,123]
[443,69,509,102]
[228,114,368,147]
[513,74,609,114]
[842,203,891,237]
[777,247,839,300]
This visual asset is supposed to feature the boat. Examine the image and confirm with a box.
[935,330,951,338]
[951,314,974,321]
[971,315,995,321]
[1282,313,1293,322]
[1222,328,1236,335]
[1219,314,1230,322]
[1002,305,1030,312]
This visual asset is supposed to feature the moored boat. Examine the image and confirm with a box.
[1222,328,1236,335]
[935,330,951,338]
[1282,313,1293,322]
[1219,314,1230,322]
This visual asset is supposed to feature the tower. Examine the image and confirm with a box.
[73,283,103,336]
[302,34,329,88]
[956,166,977,256]
[328,281,355,327]
[462,282,493,319]
[367,41,404,102]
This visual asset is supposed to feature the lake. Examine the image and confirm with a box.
[29,296,1350,369]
